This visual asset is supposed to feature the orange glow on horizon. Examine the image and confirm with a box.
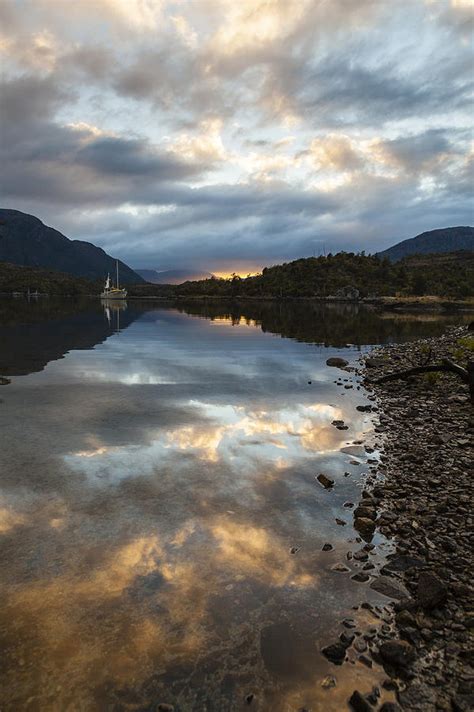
[212,269,262,279]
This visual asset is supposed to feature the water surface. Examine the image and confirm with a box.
[0,299,467,711]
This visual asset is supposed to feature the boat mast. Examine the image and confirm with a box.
[116,260,119,289]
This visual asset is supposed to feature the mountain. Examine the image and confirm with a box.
[136,268,215,284]
[0,209,144,284]
[377,226,474,262]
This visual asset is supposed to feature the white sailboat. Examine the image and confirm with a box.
[101,260,127,299]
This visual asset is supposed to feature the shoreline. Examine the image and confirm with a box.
[353,325,473,711]
[1,292,473,313]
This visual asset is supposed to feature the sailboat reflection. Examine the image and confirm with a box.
[103,299,128,333]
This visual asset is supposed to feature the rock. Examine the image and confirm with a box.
[397,682,437,710]
[354,638,367,653]
[353,550,369,561]
[321,641,348,664]
[452,693,474,712]
[381,555,424,574]
[365,357,385,368]
[245,694,254,705]
[380,704,401,712]
[356,405,372,412]
[370,575,410,600]
[334,286,360,300]
[354,506,377,520]
[322,543,333,551]
[335,518,346,526]
[326,357,349,368]
[290,546,299,554]
[158,705,174,712]
[331,563,350,573]
[317,474,334,489]
[0,376,10,385]
[352,573,370,583]
[416,572,447,610]
[340,631,355,646]
[379,640,415,668]
[354,517,375,540]
[320,675,337,689]
[348,690,372,711]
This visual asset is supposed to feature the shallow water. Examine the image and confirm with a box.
[0,299,468,711]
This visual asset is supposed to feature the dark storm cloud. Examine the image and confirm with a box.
[76,136,194,179]
[0,74,204,206]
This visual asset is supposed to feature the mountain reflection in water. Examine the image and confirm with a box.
[0,299,468,711]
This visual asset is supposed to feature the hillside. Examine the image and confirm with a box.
[0,209,144,284]
[135,268,214,284]
[0,261,97,295]
[377,226,474,262]
[128,250,474,300]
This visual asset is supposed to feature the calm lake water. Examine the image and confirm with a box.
[0,299,469,711]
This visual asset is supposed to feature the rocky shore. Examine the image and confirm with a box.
[350,325,473,711]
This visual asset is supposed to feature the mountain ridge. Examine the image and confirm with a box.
[0,209,144,284]
[377,226,474,262]
[135,268,215,284]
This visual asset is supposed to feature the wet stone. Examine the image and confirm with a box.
[349,690,373,711]
[370,576,410,600]
[321,641,348,665]
[326,357,349,368]
[317,473,334,489]
[379,640,415,669]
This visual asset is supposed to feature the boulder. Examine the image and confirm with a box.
[416,572,447,610]
[334,285,360,300]
[365,358,385,368]
[348,690,372,711]
[321,641,348,665]
[370,575,410,600]
[354,517,375,540]
[354,506,377,520]
[326,357,349,368]
[379,640,415,668]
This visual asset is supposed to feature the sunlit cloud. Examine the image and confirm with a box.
[1,0,472,268]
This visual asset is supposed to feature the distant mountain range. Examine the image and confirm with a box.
[135,268,215,284]
[377,226,474,262]
[0,209,144,284]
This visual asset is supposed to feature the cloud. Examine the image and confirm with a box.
[0,0,472,270]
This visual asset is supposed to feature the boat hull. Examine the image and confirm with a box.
[101,289,127,299]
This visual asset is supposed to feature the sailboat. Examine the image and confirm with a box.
[101,260,127,299]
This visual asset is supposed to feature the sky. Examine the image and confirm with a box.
[0,0,473,276]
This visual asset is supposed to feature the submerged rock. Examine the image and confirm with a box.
[326,357,349,368]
